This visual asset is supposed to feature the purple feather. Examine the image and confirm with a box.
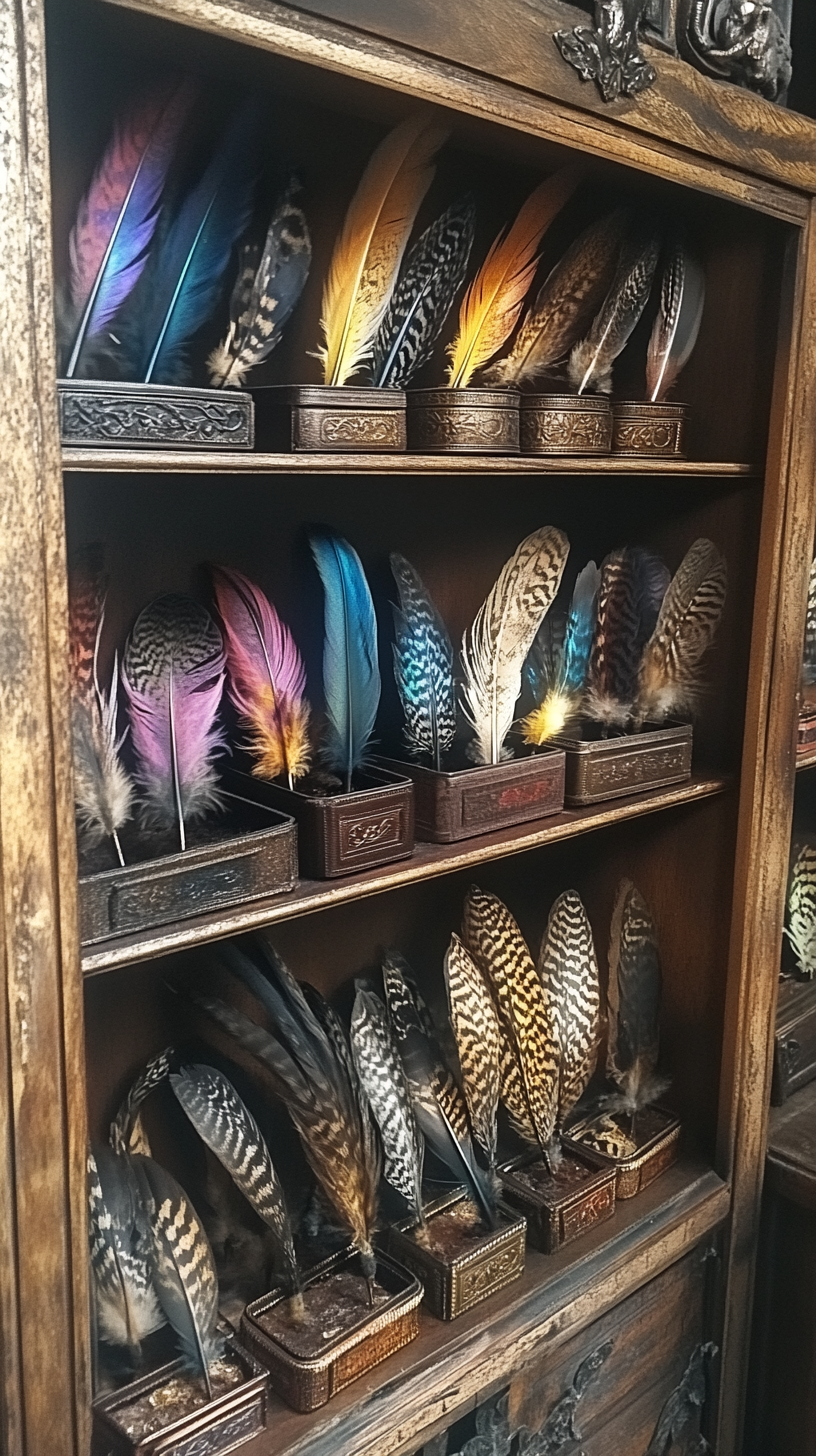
[121,595,227,851]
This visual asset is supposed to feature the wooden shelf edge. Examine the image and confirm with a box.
[81,774,729,975]
[62,448,760,477]
[796,745,816,771]
[236,1161,729,1456]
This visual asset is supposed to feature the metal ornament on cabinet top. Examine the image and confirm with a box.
[678,0,792,103]
[554,1,658,101]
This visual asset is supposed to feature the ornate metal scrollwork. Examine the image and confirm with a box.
[678,0,792,102]
[554,1,657,101]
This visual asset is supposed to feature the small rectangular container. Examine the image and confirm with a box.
[58,379,254,450]
[563,1107,682,1199]
[519,393,612,456]
[406,387,520,454]
[611,400,688,457]
[798,709,816,752]
[498,1147,616,1253]
[78,773,297,945]
[240,1248,423,1413]
[551,721,693,807]
[251,384,406,452]
[375,751,565,843]
[772,977,816,1104]
[380,1189,526,1321]
[228,765,414,879]
[92,1337,268,1456]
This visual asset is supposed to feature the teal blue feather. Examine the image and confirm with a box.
[309,529,381,791]
[562,561,601,691]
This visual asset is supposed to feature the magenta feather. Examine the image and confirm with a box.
[121,595,227,851]
[64,78,196,377]
[211,565,311,790]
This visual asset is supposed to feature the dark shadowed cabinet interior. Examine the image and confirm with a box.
[2,1,816,1455]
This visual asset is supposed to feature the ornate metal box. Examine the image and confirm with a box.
[375,751,564,843]
[564,1108,682,1199]
[58,379,254,450]
[520,393,612,456]
[252,384,406,452]
[551,722,693,806]
[380,1189,526,1321]
[498,1148,617,1253]
[406,387,520,453]
[612,401,688,457]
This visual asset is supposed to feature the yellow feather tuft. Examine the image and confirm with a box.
[318,115,447,387]
[521,690,575,745]
[446,166,583,390]
[246,686,311,788]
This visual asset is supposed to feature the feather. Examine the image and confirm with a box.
[446,167,583,389]
[88,1145,165,1357]
[134,1155,222,1394]
[461,526,570,766]
[803,556,816,687]
[211,565,311,790]
[111,1048,173,1157]
[318,114,446,387]
[121,594,227,850]
[484,209,628,388]
[522,560,600,745]
[444,934,501,1172]
[372,195,476,388]
[351,988,425,1223]
[537,892,600,1131]
[309,529,381,792]
[585,548,671,729]
[170,1063,301,1305]
[382,952,470,1141]
[606,880,668,1117]
[785,843,816,979]
[568,223,661,395]
[633,538,727,726]
[390,552,456,770]
[64,80,196,377]
[382,953,496,1226]
[646,242,705,403]
[463,887,559,1152]
[124,100,259,385]
[208,182,312,388]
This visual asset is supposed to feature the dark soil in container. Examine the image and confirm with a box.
[405,1199,492,1261]
[511,1151,595,1202]
[78,804,256,874]
[254,1270,391,1358]
[112,1357,244,1440]
[572,1106,673,1159]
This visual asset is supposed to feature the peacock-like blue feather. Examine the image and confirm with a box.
[309,529,381,792]
[524,561,600,744]
[390,552,456,770]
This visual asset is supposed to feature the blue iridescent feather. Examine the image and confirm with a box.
[390,553,456,771]
[309,529,381,791]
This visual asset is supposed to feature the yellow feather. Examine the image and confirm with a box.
[246,686,311,787]
[446,166,583,390]
[318,115,446,387]
[521,690,576,745]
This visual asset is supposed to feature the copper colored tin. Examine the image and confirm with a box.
[520,393,612,456]
[92,1337,268,1455]
[240,1248,423,1413]
[58,379,254,450]
[498,1147,616,1253]
[612,400,688,457]
[375,751,564,843]
[380,1189,526,1321]
[251,384,406,452]
[551,721,693,806]
[563,1108,681,1199]
[406,388,520,453]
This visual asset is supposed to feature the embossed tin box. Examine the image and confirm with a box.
[91,1336,268,1455]
[375,750,564,843]
[498,1147,616,1253]
[798,708,816,751]
[380,1188,526,1321]
[563,1107,682,1199]
[240,1248,423,1413]
[519,393,612,456]
[612,400,688,457]
[406,387,520,454]
[551,721,693,806]
[78,772,297,946]
[58,379,254,450]
[252,384,406,452]
[772,978,816,1104]
[228,765,414,879]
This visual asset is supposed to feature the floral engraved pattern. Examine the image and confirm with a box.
[455,1241,525,1313]
[612,407,686,456]
[521,407,611,455]
[560,1181,615,1242]
[60,389,253,447]
[295,409,405,450]
[414,407,518,450]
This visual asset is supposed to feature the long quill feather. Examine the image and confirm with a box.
[633,538,727,726]
[390,552,455,770]
[444,934,501,1174]
[586,548,670,729]
[568,223,661,395]
[309,530,380,792]
[606,880,668,1121]
[537,891,600,1132]
[646,242,705,403]
[88,1145,165,1358]
[351,988,425,1225]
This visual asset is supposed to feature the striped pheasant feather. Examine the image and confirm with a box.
[538,891,600,1128]
[444,933,501,1170]
[586,547,669,729]
[382,952,470,1140]
[634,538,727,725]
[351,987,424,1220]
[786,842,816,979]
[111,1048,172,1156]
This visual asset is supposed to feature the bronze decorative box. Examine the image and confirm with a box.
[228,765,414,879]
[611,400,688,457]
[78,772,297,945]
[551,721,693,806]
[498,1147,616,1253]
[251,384,406,452]
[92,1337,268,1456]
[406,387,520,454]
[379,1189,526,1321]
[519,393,612,456]
[798,708,816,752]
[58,379,254,450]
[375,750,564,843]
[563,1107,682,1199]
[772,977,816,1104]
[240,1248,423,1413]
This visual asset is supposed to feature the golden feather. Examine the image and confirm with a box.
[318,114,446,387]
[446,166,583,389]
[444,933,501,1170]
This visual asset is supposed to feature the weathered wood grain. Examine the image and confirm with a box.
[61,450,760,476]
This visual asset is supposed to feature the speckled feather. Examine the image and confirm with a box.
[568,225,661,395]
[586,548,670,728]
[390,552,456,770]
[382,952,470,1140]
[88,1144,165,1355]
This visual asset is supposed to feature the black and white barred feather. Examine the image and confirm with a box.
[803,556,816,686]
[88,1144,165,1359]
[444,933,501,1172]
[785,842,816,979]
[351,987,425,1221]
[634,538,726,726]
[111,1048,172,1156]
[537,891,600,1130]
[390,552,456,771]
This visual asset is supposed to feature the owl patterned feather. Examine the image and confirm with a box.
[444,933,501,1173]
[111,1048,172,1157]
[88,1144,165,1359]
[633,538,727,726]
[785,843,816,979]
[606,880,668,1118]
[538,891,600,1131]
[461,526,570,766]
[646,242,705,403]
[390,552,456,770]
[351,988,425,1224]
[586,548,670,729]
[568,223,661,395]
[523,560,600,745]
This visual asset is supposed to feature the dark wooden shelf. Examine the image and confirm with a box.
[232,1159,727,1456]
[81,774,728,975]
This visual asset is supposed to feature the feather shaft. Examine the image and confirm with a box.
[646,242,705,403]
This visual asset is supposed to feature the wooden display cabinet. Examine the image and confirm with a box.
[2,1,816,1454]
